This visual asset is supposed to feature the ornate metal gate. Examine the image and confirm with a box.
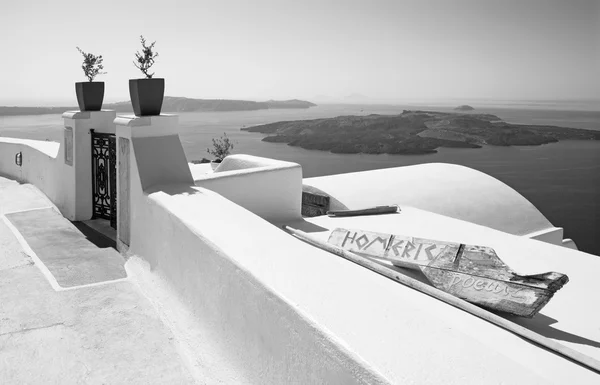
[91,130,117,229]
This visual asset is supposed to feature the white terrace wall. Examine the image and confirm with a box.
[115,115,381,384]
[126,182,576,385]
[0,110,116,220]
[0,138,64,209]
[130,183,600,384]
[128,186,390,385]
[194,154,303,223]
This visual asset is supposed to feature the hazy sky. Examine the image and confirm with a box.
[0,0,598,105]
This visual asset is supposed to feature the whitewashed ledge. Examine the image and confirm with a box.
[114,114,180,137]
[127,180,600,384]
[123,149,599,384]
[0,137,59,158]
[191,155,302,222]
[62,110,91,119]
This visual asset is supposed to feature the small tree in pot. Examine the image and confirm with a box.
[75,47,106,111]
[207,133,234,170]
[129,35,164,116]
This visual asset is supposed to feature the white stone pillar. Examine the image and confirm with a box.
[114,114,193,252]
[61,110,116,221]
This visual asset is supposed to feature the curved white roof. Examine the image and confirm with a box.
[303,163,556,237]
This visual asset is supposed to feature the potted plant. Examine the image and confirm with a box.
[130,35,163,116]
[75,47,106,111]
[207,133,234,170]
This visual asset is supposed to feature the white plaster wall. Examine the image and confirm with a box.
[0,140,30,180]
[214,154,296,172]
[114,114,194,252]
[112,118,373,381]
[120,132,386,382]
[129,187,386,384]
[63,110,116,220]
[194,155,302,222]
[0,111,116,220]
[117,135,143,251]
[0,138,72,215]
[303,163,560,241]
[0,139,58,186]
[126,183,600,385]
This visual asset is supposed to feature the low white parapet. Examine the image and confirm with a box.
[193,154,303,222]
[0,137,59,158]
[0,110,119,220]
[0,138,60,196]
[126,180,600,384]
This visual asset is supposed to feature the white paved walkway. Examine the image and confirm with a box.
[0,177,197,384]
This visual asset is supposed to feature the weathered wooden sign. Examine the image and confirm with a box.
[285,225,600,373]
[328,228,569,317]
[301,192,330,217]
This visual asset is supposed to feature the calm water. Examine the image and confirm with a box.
[1,104,599,255]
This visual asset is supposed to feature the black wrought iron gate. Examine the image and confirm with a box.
[91,130,117,229]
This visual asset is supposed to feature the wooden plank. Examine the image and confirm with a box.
[421,268,552,318]
[326,205,399,217]
[328,228,569,317]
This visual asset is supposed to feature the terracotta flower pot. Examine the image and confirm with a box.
[75,81,105,111]
[129,78,165,116]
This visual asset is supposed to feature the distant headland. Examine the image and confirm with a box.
[454,105,475,111]
[0,97,317,116]
[242,110,600,155]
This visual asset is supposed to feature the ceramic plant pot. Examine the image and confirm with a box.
[75,81,105,111]
[129,78,165,116]
[210,159,222,171]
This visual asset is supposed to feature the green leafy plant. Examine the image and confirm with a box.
[207,133,235,161]
[133,35,159,79]
[76,47,106,82]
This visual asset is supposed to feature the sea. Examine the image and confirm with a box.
[1,103,599,255]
